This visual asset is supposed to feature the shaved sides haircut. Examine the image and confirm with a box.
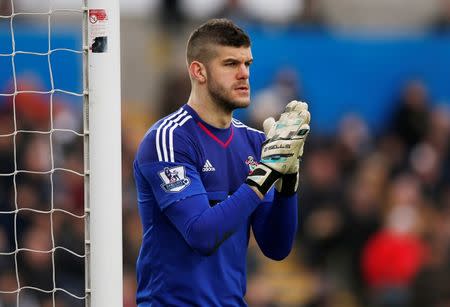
[187,18,251,64]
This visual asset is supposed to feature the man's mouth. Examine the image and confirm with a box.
[235,86,249,92]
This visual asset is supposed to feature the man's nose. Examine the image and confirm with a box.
[237,64,249,79]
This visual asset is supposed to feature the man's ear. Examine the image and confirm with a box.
[189,61,207,84]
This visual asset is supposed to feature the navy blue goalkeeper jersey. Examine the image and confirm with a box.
[134,104,297,306]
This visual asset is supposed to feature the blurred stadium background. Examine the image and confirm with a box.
[1,0,450,306]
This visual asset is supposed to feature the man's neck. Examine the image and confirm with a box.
[187,92,232,129]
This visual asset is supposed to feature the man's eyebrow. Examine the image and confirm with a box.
[222,57,253,63]
[222,58,239,62]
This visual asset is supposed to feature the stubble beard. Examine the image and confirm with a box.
[207,77,250,113]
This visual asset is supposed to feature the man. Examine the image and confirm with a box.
[134,19,310,306]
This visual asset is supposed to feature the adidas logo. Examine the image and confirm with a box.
[202,160,216,172]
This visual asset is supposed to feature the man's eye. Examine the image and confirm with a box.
[225,62,237,66]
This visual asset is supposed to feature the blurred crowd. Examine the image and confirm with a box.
[0,79,85,306]
[152,0,450,30]
[5,0,449,27]
[244,79,450,307]
[1,0,450,307]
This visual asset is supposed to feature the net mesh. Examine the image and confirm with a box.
[0,1,87,306]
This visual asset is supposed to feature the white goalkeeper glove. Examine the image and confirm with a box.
[246,100,310,195]
[268,101,310,195]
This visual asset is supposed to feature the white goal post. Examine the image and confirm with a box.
[84,0,122,306]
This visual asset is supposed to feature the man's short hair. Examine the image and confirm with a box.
[186,18,251,64]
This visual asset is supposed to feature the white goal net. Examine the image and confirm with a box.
[0,0,122,306]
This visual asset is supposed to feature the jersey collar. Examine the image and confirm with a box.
[183,104,234,148]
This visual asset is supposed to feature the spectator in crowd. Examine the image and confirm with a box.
[361,174,428,307]
[433,0,450,32]
[389,79,431,149]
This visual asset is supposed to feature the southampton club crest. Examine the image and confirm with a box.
[245,156,259,174]
[159,166,191,193]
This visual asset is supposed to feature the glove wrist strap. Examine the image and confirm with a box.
[245,163,281,195]
[279,173,298,195]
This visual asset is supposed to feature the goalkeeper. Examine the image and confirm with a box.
[133,18,310,307]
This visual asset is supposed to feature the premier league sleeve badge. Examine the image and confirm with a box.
[158,166,191,193]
